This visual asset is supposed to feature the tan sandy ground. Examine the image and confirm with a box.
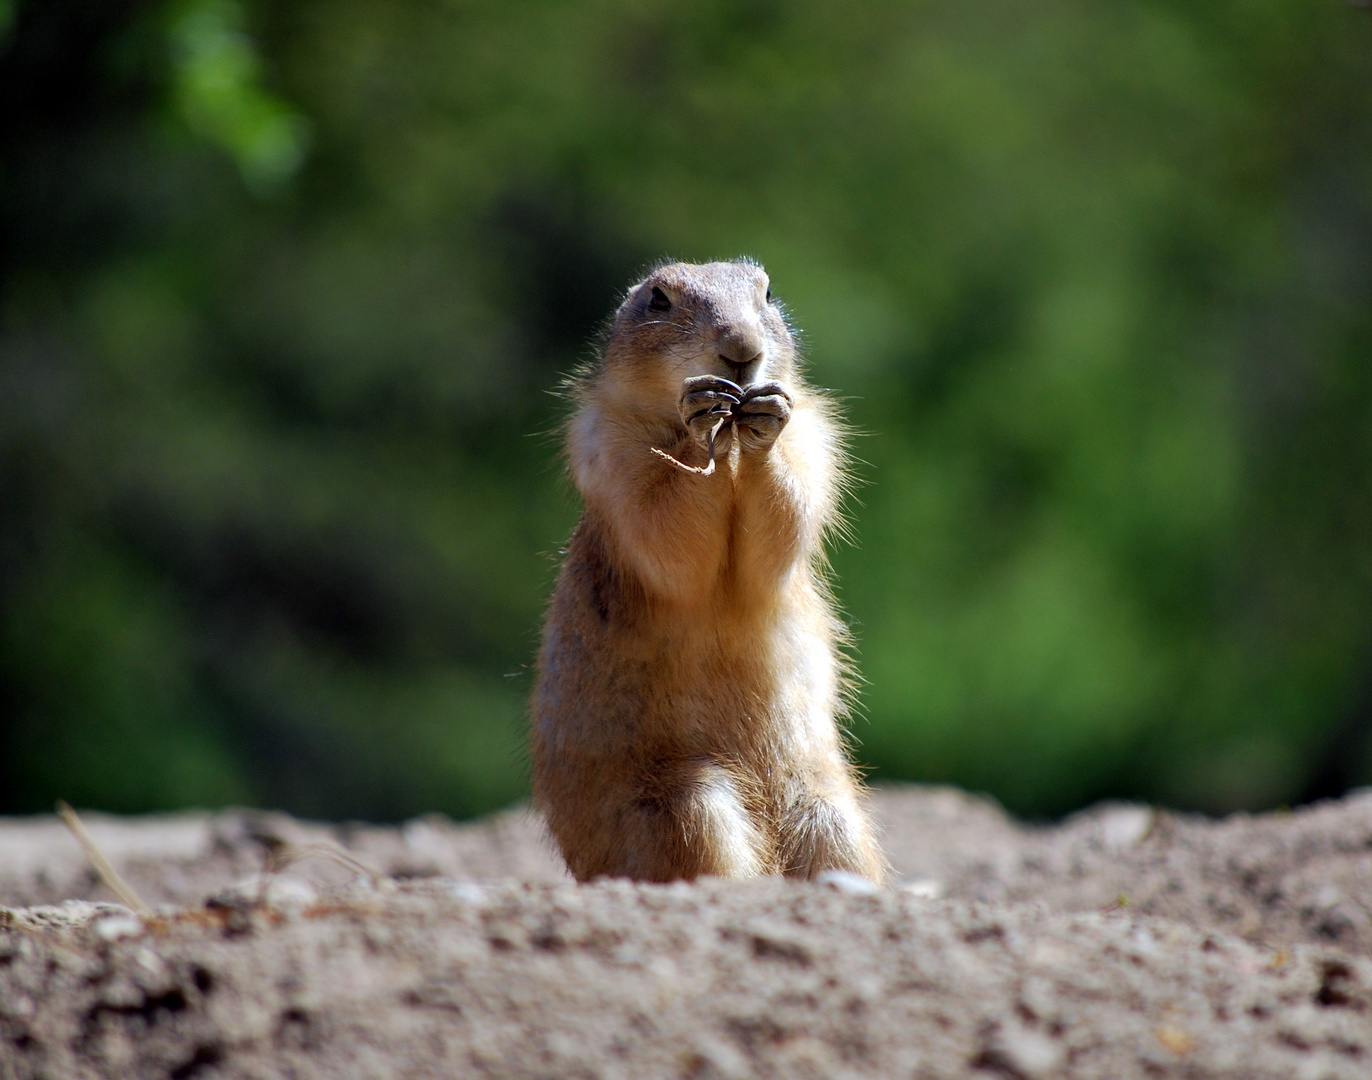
[3,786,1372,1078]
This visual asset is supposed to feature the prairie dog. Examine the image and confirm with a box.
[532,259,886,883]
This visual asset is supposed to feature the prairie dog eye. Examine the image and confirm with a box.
[648,287,672,312]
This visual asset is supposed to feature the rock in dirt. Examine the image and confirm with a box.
[3,785,1372,1079]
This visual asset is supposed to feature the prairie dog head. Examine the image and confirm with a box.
[597,260,798,419]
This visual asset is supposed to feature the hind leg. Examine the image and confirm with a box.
[779,773,887,883]
[551,757,771,882]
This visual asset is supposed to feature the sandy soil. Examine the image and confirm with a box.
[4,786,1372,1078]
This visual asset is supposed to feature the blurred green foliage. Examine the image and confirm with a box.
[167,0,310,193]
[2,0,1371,820]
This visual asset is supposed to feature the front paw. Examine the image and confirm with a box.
[679,375,743,445]
[735,381,793,451]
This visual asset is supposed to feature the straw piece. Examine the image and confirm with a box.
[651,416,727,476]
[57,800,151,914]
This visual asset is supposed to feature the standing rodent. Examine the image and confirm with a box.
[532,259,886,883]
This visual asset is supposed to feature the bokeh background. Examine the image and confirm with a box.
[3,0,1372,822]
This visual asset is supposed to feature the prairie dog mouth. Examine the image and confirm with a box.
[721,354,762,386]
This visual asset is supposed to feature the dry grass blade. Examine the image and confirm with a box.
[264,841,381,883]
[651,416,726,476]
[56,800,151,914]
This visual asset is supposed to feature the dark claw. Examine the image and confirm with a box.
[683,374,744,400]
[685,400,738,424]
[740,380,793,406]
[736,400,788,422]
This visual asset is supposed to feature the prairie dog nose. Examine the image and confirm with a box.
[718,328,764,378]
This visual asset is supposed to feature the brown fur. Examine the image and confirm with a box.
[531,260,887,883]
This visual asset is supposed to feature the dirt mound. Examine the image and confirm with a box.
[4,786,1372,1078]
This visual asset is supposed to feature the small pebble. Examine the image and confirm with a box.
[95,914,144,941]
[447,881,488,905]
[262,877,319,910]
[817,869,880,896]
[901,878,944,900]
